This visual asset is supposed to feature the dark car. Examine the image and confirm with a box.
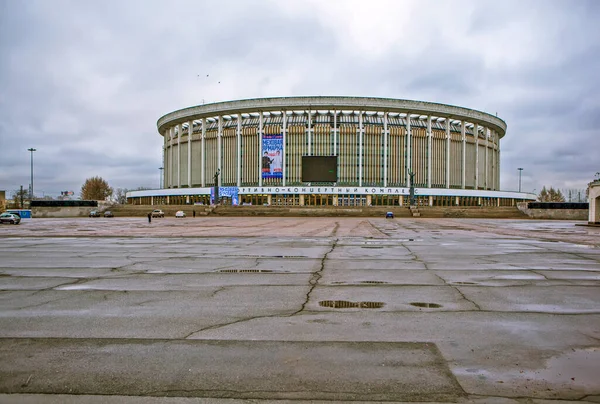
[89,210,101,217]
[104,211,114,218]
[385,211,394,218]
[0,213,21,225]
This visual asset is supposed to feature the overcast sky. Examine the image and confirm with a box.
[1,0,598,198]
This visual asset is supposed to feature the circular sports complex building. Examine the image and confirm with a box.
[127,96,535,207]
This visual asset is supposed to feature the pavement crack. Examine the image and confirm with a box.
[402,244,429,270]
[291,238,338,315]
[181,313,287,338]
[530,270,549,280]
[452,285,482,311]
[210,286,227,297]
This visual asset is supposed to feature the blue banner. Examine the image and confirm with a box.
[211,187,239,205]
[262,134,283,179]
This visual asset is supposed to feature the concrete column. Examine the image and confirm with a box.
[474,123,479,189]
[299,194,305,206]
[497,147,501,191]
[429,195,433,206]
[406,113,411,187]
[201,118,206,187]
[177,123,181,188]
[188,121,192,188]
[333,110,337,156]
[237,115,241,187]
[358,111,363,187]
[400,195,404,207]
[383,112,388,187]
[217,116,222,187]
[267,194,272,205]
[484,127,488,190]
[427,115,432,188]
[258,112,263,187]
[455,196,459,206]
[307,109,312,156]
[490,131,494,190]
[169,127,174,188]
[461,121,466,189]
[282,110,287,186]
[446,118,450,188]
[366,195,372,206]
[163,130,167,188]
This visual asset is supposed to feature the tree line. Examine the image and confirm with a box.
[9,176,149,207]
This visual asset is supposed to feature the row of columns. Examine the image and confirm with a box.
[163,111,500,190]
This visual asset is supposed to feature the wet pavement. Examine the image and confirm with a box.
[0,217,599,403]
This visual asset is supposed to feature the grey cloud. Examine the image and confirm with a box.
[1,0,598,197]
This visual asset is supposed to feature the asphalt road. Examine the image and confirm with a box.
[0,217,599,403]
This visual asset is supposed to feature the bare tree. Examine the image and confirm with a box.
[11,187,30,208]
[81,177,113,201]
[114,188,128,204]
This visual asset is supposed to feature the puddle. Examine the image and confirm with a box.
[520,347,600,388]
[492,274,545,280]
[410,302,443,308]
[55,285,98,290]
[319,300,385,309]
[218,269,274,273]
[458,348,600,391]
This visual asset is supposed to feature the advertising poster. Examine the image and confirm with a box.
[262,134,283,179]
[210,187,239,205]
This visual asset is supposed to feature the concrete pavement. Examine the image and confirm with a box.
[0,217,599,403]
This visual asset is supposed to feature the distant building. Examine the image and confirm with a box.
[127,96,536,206]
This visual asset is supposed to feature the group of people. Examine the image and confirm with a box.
[262,150,282,174]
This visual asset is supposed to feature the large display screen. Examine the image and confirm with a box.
[301,156,338,182]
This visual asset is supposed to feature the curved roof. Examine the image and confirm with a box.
[157,96,507,138]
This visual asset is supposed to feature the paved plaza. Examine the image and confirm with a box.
[0,217,599,403]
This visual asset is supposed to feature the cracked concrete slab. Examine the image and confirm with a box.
[0,339,463,401]
[0,217,599,403]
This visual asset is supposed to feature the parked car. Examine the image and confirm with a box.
[104,211,114,218]
[175,210,186,218]
[89,210,101,217]
[385,211,394,218]
[0,213,21,225]
[151,209,164,218]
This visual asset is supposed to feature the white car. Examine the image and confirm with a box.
[151,209,164,218]
[175,210,186,218]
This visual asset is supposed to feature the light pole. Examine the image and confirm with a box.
[28,148,36,200]
[159,167,164,189]
[517,167,523,192]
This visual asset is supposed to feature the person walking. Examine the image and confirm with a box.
[193,210,196,218]
[147,212,151,223]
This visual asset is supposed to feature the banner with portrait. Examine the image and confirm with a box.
[261,134,283,179]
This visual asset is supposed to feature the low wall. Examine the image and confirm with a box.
[32,207,95,218]
[517,203,588,220]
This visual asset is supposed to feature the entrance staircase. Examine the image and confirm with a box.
[409,206,421,217]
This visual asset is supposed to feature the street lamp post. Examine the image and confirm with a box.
[28,148,36,200]
[159,167,164,189]
[517,167,523,192]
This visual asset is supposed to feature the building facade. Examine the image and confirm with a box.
[127,97,535,206]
